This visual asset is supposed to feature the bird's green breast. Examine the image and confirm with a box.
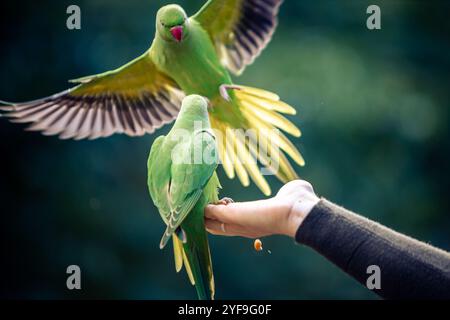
[151,20,232,98]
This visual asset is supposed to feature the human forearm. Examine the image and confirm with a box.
[205,180,450,299]
[295,199,450,299]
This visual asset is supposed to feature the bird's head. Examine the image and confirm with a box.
[172,95,211,131]
[180,95,209,116]
[156,4,188,43]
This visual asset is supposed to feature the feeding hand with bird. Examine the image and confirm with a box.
[148,94,234,300]
[0,0,304,196]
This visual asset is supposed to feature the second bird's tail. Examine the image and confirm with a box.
[210,85,305,196]
[172,227,214,300]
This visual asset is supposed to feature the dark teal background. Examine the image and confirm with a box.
[0,0,449,299]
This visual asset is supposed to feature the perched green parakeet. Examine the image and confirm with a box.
[1,0,304,196]
[148,94,221,300]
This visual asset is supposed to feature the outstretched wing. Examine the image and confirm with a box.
[193,0,283,75]
[1,51,185,140]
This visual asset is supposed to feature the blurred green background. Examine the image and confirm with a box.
[0,0,449,299]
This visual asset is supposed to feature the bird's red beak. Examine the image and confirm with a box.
[170,26,183,42]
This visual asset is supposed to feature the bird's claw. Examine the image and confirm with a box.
[217,197,234,206]
[219,85,241,102]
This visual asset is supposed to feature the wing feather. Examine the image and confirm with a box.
[166,130,218,236]
[1,52,185,139]
[193,0,283,75]
[148,129,218,249]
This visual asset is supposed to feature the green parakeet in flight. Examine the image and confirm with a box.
[148,94,223,300]
[1,0,304,196]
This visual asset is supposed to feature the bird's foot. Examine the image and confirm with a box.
[219,85,242,102]
[217,197,234,206]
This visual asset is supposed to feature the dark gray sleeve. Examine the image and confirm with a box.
[295,199,450,299]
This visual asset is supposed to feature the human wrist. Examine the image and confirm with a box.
[283,195,320,238]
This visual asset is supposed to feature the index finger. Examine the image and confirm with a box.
[205,199,274,224]
[204,203,241,223]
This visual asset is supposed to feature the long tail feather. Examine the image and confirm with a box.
[241,100,301,137]
[235,92,297,115]
[232,130,271,196]
[173,235,184,273]
[236,85,280,101]
[173,235,196,286]
[182,229,215,300]
[182,244,196,285]
[210,118,235,179]
[210,85,304,195]
[241,108,305,166]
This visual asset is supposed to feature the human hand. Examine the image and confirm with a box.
[205,180,320,239]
